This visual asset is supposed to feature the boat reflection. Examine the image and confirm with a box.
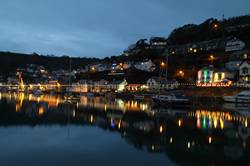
[0,92,250,165]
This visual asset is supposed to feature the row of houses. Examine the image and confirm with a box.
[168,37,245,55]
[84,60,156,73]
[69,77,179,93]
[197,42,250,84]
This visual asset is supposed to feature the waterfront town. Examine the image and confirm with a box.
[1,2,250,164]
[1,16,250,97]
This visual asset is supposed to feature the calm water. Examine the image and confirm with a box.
[0,92,250,166]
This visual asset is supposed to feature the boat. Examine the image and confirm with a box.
[223,91,250,103]
[152,92,190,107]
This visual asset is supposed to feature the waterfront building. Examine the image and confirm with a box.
[197,67,233,84]
[239,61,250,83]
[146,77,178,92]
[108,79,128,92]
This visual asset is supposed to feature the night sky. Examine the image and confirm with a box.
[0,0,249,58]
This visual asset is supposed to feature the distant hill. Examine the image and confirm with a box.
[0,52,100,75]
[1,14,250,79]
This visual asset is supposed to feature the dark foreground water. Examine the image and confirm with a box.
[0,92,250,166]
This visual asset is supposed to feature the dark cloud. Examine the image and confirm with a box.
[0,0,249,57]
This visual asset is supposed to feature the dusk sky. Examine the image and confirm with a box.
[0,0,249,58]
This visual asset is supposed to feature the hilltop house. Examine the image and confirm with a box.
[168,37,228,55]
[134,60,156,72]
[225,50,249,72]
[146,77,178,91]
[225,38,246,52]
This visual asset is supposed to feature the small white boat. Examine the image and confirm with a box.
[223,91,250,103]
[152,93,190,106]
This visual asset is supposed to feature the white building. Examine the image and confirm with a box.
[146,77,178,91]
[108,79,128,92]
[225,38,245,52]
[239,61,250,82]
[134,60,156,72]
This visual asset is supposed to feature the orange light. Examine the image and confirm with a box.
[159,125,163,133]
[209,137,212,144]
[160,62,165,67]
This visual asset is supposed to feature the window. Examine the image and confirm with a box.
[242,67,249,75]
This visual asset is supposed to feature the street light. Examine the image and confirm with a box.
[160,61,166,68]
[209,55,215,65]
[177,70,185,77]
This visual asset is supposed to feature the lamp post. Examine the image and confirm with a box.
[161,50,169,81]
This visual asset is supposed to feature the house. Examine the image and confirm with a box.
[108,79,128,92]
[225,38,245,52]
[168,37,227,55]
[91,64,109,72]
[146,77,178,91]
[134,60,156,72]
[226,50,249,72]
[149,37,168,50]
[197,67,234,84]
[92,79,109,92]
[239,61,250,83]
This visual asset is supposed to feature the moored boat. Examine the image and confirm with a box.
[152,92,190,107]
[223,91,250,103]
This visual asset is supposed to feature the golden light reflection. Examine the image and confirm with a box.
[178,119,182,127]
[191,110,248,130]
[38,107,44,115]
[90,115,94,123]
[209,137,212,144]
[16,93,24,112]
[159,125,163,134]
[118,120,121,129]
[79,96,149,112]
[170,137,173,144]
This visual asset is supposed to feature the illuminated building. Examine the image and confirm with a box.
[197,67,233,86]
[146,77,179,92]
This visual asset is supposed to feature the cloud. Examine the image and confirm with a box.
[0,0,249,57]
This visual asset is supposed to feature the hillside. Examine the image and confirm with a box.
[168,15,250,46]
[0,52,100,75]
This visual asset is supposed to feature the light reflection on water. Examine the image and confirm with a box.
[0,92,250,166]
